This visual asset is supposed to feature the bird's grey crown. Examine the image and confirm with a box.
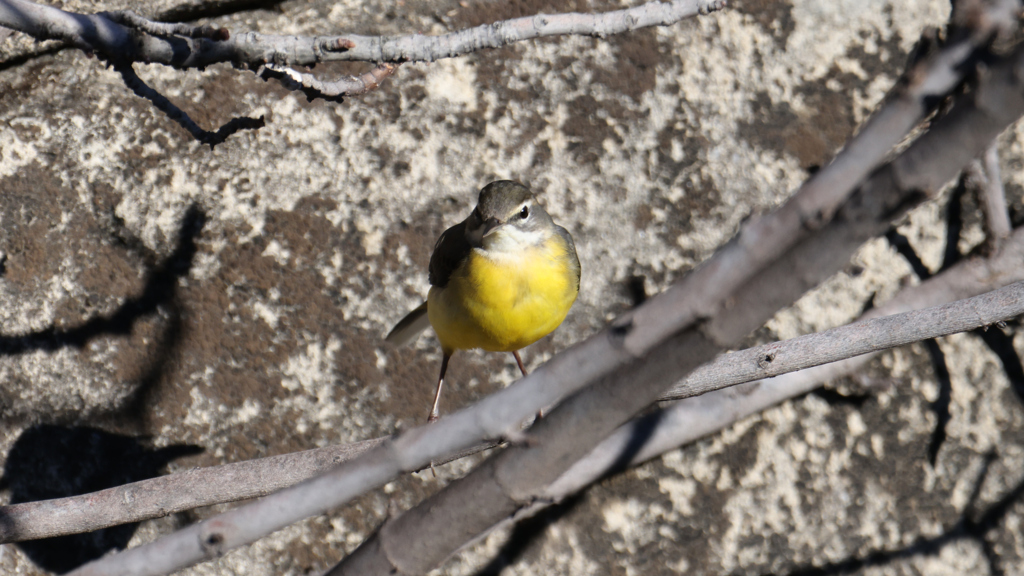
[477,180,534,219]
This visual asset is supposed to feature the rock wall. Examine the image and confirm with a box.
[2,0,1023,574]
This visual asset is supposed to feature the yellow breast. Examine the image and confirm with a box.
[428,235,578,353]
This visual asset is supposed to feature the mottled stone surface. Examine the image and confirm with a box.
[1,0,1023,574]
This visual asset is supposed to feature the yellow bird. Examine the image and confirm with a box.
[387,180,581,422]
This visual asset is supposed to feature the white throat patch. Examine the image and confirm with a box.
[480,225,547,257]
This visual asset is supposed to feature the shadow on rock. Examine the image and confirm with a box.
[0,204,204,355]
[473,409,664,576]
[0,424,202,573]
[781,453,1023,576]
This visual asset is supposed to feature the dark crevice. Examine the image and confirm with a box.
[0,44,66,72]
[942,177,967,271]
[809,387,872,408]
[1,425,202,573]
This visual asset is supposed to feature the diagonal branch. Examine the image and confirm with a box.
[3,250,1023,544]
[978,142,1011,244]
[66,9,1024,575]
[325,39,1024,575]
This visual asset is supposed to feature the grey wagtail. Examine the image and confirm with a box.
[386,180,581,422]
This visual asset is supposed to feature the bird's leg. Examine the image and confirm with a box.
[513,350,545,420]
[512,350,528,376]
[428,353,451,423]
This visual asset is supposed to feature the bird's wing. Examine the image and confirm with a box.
[554,224,581,293]
[428,219,471,288]
[385,301,430,347]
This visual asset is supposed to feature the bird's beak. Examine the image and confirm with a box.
[480,217,503,237]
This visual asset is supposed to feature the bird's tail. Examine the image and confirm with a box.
[385,302,430,347]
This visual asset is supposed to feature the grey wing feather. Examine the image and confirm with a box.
[388,220,471,347]
[385,301,430,347]
[554,224,581,292]
[428,220,471,288]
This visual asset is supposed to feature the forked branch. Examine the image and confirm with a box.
[0,0,726,144]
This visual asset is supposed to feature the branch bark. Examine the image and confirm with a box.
[978,142,1012,244]
[0,0,727,68]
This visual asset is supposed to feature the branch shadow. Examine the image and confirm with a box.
[779,452,1024,576]
[0,204,204,356]
[884,184,969,465]
[797,171,1023,576]
[0,424,202,573]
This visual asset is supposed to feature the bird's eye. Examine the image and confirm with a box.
[519,206,530,219]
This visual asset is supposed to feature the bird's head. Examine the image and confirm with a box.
[465,180,554,251]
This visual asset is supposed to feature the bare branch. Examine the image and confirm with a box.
[0,0,727,68]
[0,0,122,50]
[665,270,1024,401]
[257,62,399,103]
[977,143,1012,243]
[98,10,228,41]
[0,438,387,543]
[0,0,727,141]
[325,39,1024,575]
[65,13,1024,576]
[7,240,1023,543]
[530,227,1024,529]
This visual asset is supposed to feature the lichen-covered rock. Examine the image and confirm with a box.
[1,0,1023,574]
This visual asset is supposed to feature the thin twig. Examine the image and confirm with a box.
[257,62,399,103]
[0,0,726,141]
[980,143,1011,243]
[98,10,228,41]
[114,62,264,149]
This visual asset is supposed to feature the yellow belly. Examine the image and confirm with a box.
[428,237,578,353]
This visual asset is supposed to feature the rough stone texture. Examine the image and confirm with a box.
[0,0,1023,574]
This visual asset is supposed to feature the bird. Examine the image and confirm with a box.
[386,180,581,422]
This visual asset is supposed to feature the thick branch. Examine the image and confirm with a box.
[66,16,1024,576]
[511,227,1024,536]
[326,40,1024,575]
[6,231,1023,543]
